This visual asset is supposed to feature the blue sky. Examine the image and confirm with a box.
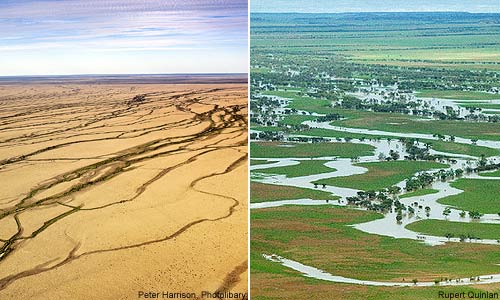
[252,0,500,13]
[0,0,248,75]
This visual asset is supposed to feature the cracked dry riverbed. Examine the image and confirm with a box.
[0,82,248,299]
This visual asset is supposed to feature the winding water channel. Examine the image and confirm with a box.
[263,254,500,287]
[252,96,500,285]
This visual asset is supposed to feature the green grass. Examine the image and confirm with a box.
[406,220,500,240]
[428,140,500,157]
[280,114,317,126]
[251,159,272,166]
[251,142,374,158]
[438,179,500,214]
[264,90,334,115]
[399,188,440,199]
[484,111,500,114]
[254,160,335,178]
[479,170,500,177]
[416,90,500,100]
[251,205,500,282]
[458,103,500,110]
[330,110,500,141]
[315,160,448,191]
[293,128,500,157]
[258,96,500,142]
[250,182,337,203]
[265,90,500,142]
[293,128,395,140]
[250,125,283,132]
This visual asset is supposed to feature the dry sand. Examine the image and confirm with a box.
[0,81,248,299]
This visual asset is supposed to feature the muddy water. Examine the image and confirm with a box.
[304,120,500,149]
[251,135,500,245]
[252,91,500,285]
[263,254,500,287]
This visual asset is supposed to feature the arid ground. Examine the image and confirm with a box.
[0,76,248,299]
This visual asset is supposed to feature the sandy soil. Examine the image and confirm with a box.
[0,82,248,299]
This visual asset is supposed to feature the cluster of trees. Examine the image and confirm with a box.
[346,189,397,212]
[250,131,283,141]
[405,168,465,191]
[316,113,344,122]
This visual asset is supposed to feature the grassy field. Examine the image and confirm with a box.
[251,182,337,203]
[251,12,500,299]
[280,114,317,126]
[416,90,500,100]
[252,205,500,283]
[314,161,448,191]
[254,160,336,178]
[399,189,440,199]
[479,170,500,177]
[429,140,500,157]
[287,128,500,157]
[438,179,500,214]
[331,110,500,141]
[251,142,374,158]
[458,103,500,110]
[250,279,498,300]
[251,159,273,166]
[273,89,500,141]
[406,220,500,240]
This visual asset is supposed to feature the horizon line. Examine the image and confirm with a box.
[251,11,500,14]
[0,72,248,78]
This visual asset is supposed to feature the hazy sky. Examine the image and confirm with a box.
[0,0,248,75]
[252,0,500,13]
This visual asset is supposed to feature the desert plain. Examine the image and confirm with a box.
[0,75,248,299]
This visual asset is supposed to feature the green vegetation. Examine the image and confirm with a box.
[292,127,393,140]
[330,111,500,141]
[416,90,500,100]
[399,188,439,199]
[251,142,374,158]
[315,161,448,191]
[250,12,500,300]
[250,182,337,203]
[479,170,500,177]
[252,206,500,281]
[406,220,500,240]
[280,114,317,126]
[255,160,335,178]
[250,159,272,166]
[438,179,500,214]
[458,103,500,110]
[428,140,500,157]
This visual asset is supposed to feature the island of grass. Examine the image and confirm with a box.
[252,205,500,283]
[399,188,440,199]
[416,90,500,100]
[406,220,500,241]
[272,93,500,141]
[251,141,374,158]
[428,140,500,158]
[329,109,500,142]
[280,114,317,126]
[251,182,337,203]
[290,128,500,157]
[458,103,500,110]
[437,179,500,214]
[479,170,500,177]
[314,160,448,191]
[255,160,336,178]
[251,159,272,166]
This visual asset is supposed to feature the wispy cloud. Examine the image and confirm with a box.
[0,0,248,75]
